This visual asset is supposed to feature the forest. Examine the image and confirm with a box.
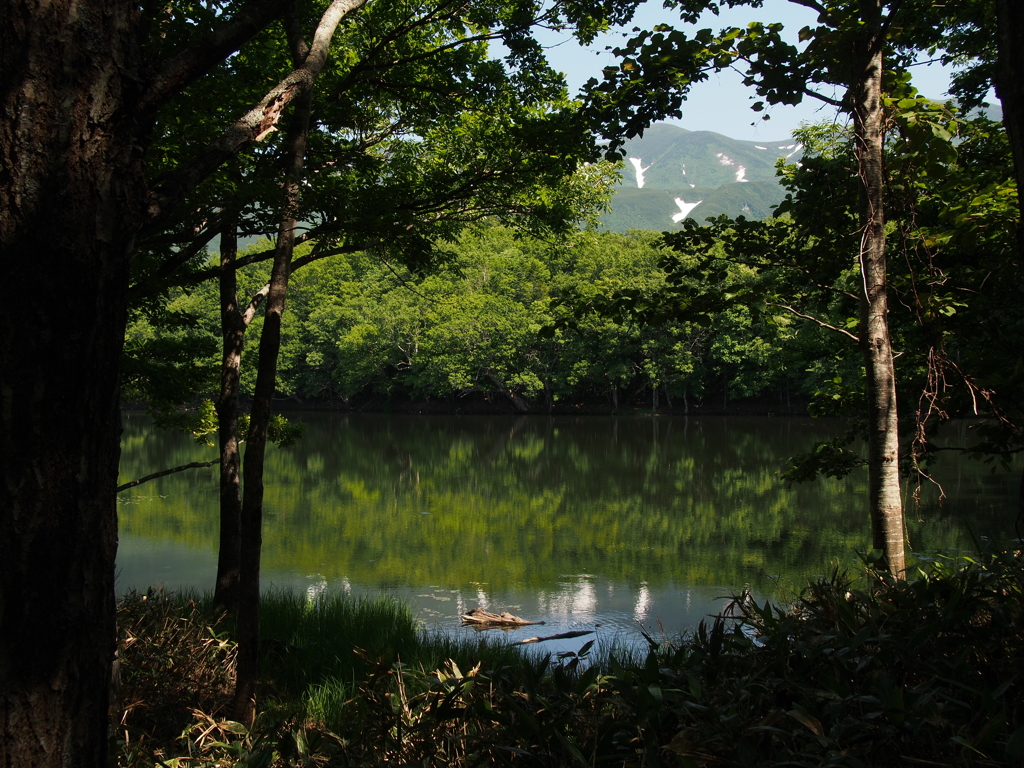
[2,0,1023,766]
[128,225,804,415]
[126,110,1022,426]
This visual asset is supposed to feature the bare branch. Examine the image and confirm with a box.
[787,0,828,15]
[117,459,220,492]
[801,86,844,109]
[770,302,860,341]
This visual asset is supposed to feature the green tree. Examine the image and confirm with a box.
[581,0,1015,575]
[1,0,643,760]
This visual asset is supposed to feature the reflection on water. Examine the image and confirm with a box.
[117,413,1019,651]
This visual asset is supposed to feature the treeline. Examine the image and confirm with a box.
[125,225,833,415]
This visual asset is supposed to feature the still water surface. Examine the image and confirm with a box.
[117,413,1019,652]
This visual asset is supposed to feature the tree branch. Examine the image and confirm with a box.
[116,459,220,492]
[242,284,272,327]
[143,0,370,231]
[770,302,860,341]
[140,0,290,116]
[801,86,844,109]
[153,219,223,281]
[787,0,828,15]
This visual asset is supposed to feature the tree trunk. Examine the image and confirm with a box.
[214,210,245,613]
[485,372,530,413]
[0,3,144,765]
[995,0,1024,255]
[994,0,1024,533]
[233,84,313,724]
[851,4,905,577]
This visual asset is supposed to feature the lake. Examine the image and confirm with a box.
[116,412,1019,653]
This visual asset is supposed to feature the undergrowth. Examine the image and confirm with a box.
[113,550,1024,766]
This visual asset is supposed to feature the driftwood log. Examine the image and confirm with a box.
[513,630,595,645]
[461,608,544,627]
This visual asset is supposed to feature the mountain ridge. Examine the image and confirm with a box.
[601,123,801,231]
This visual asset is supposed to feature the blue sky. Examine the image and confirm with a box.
[537,0,962,141]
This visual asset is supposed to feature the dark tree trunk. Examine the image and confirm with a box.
[214,211,245,613]
[485,372,531,413]
[233,85,313,724]
[995,0,1024,252]
[0,2,144,765]
[994,0,1024,530]
[851,2,905,576]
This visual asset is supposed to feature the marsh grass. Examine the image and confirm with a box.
[257,589,419,698]
[114,550,1024,767]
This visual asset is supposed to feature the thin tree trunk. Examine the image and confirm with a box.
[230,0,361,721]
[214,208,245,612]
[232,84,313,725]
[852,3,905,577]
[1,3,142,764]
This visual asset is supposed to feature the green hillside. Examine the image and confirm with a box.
[601,123,800,231]
[688,180,789,221]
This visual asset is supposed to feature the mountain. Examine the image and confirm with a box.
[600,123,801,232]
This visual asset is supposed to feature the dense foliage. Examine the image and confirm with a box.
[128,224,819,414]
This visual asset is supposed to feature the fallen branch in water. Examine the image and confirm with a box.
[513,630,594,645]
[461,608,544,627]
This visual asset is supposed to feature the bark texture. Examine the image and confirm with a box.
[851,2,905,577]
[0,2,143,765]
[1,0,305,761]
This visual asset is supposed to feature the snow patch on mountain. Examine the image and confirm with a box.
[672,198,703,223]
[755,145,768,150]
[628,157,652,188]
[715,152,748,181]
[785,143,803,160]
